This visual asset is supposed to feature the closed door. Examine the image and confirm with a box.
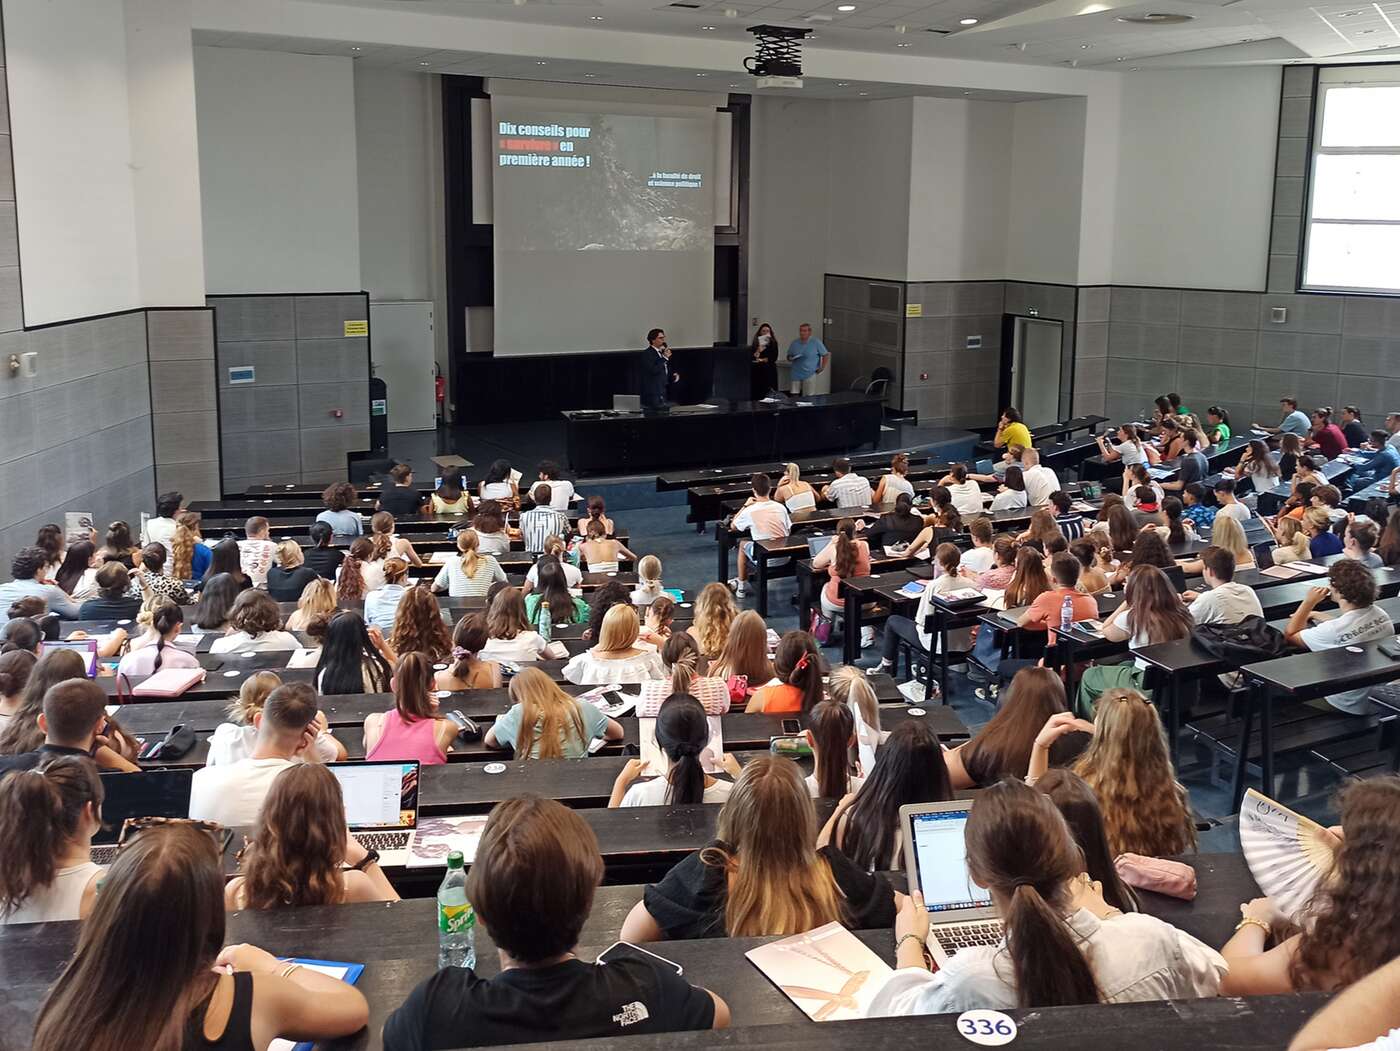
[370,301,437,433]
[1010,318,1063,430]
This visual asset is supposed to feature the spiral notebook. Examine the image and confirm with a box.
[746,923,893,1022]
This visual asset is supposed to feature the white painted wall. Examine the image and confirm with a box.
[5,0,142,325]
[355,65,433,302]
[826,98,913,282]
[1005,97,1085,285]
[748,95,831,342]
[194,47,361,294]
[124,0,206,307]
[1112,68,1280,290]
[906,96,1011,282]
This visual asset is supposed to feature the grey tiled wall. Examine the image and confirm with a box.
[904,281,1004,428]
[148,309,220,502]
[210,294,370,493]
[1267,65,1315,294]
[1074,286,1109,417]
[823,275,906,407]
[1102,286,1400,429]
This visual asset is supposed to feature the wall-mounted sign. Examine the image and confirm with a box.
[371,399,387,417]
[905,303,923,318]
[228,366,255,385]
[344,320,368,336]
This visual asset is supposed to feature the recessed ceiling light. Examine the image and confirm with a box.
[589,14,603,19]
[536,60,548,65]
[419,61,430,66]
[836,80,849,85]
[583,72,598,77]
[351,46,362,52]
[962,89,971,94]
[958,16,978,24]
[1116,55,1126,60]
[1080,42,1092,48]
[695,72,707,76]
[858,91,868,95]
[837,3,856,10]
[701,24,716,29]
[1131,66,1140,70]
[896,41,911,46]
[1116,12,1193,23]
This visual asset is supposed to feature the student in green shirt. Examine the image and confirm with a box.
[524,558,589,626]
[1168,392,1191,418]
[1205,405,1231,446]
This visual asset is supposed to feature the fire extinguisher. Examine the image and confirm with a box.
[434,364,446,423]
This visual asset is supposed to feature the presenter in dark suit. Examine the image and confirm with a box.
[640,328,679,408]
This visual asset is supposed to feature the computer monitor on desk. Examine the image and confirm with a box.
[613,394,642,412]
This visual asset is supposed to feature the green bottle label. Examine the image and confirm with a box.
[439,900,475,935]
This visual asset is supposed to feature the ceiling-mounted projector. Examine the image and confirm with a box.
[744,25,808,88]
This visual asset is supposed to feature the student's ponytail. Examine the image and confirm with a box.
[775,631,823,714]
[663,632,702,696]
[965,779,1101,1009]
[808,700,855,798]
[655,693,708,805]
[833,519,858,579]
[148,601,183,672]
[0,757,103,914]
[338,538,372,601]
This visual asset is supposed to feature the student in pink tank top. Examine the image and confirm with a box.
[362,653,458,766]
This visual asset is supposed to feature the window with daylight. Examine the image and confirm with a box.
[1303,67,1400,294]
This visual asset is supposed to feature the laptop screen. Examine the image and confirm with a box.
[43,639,98,677]
[908,808,993,913]
[96,769,195,844]
[808,535,835,558]
[329,761,419,831]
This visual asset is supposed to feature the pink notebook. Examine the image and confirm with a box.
[130,668,206,697]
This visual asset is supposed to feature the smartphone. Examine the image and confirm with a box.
[602,691,628,709]
[1080,620,1104,634]
[596,941,683,976]
[1380,637,1400,660]
[781,718,801,735]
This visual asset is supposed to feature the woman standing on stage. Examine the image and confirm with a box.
[750,322,780,400]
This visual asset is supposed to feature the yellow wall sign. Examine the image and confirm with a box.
[905,303,922,318]
[344,320,368,336]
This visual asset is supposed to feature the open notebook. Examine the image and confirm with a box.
[746,923,893,1022]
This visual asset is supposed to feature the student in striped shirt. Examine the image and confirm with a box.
[519,484,571,554]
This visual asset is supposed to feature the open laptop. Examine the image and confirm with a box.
[328,760,419,866]
[43,638,98,677]
[92,768,195,864]
[807,535,835,557]
[613,394,642,412]
[900,800,1003,963]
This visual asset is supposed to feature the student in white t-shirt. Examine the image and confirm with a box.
[1212,479,1253,524]
[139,490,183,557]
[533,460,576,510]
[609,694,739,807]
[822,457,874,509]
[0,755,104,925]
[728,473,792,597]
[1020,449,1061,508]
[1183,546,1264,625]
[238,516,279,588]
[208,591,300,654]
[941,464,984,518]
[1283,558,1395,714]
[188,683,321,826]
[959,517,997,575]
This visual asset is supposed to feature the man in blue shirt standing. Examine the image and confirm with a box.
[785,322,829,396]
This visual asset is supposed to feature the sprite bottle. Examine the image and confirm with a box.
[436,850,476,968]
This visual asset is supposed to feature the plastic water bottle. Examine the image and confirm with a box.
[437,851,476,969]
[1060,594,1075,632]
[538,600,553,644]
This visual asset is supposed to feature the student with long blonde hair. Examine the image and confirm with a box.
[774,462,816,511]
[1178,512,1255,576]
[30,824,368,1051]
[1031,688,1196,857]
[226,763,398,909]
[562,603,666,684]
[1269,514,1312,563]
[286,576,337,632]
[364,652,458,765]
[208,670,345,765]
[687,582,737,658]
[622,756,896,940]
[709,609,774,700]
[388,584,453,662]
[431,528,506,598]
[828,664,885,770]
[484,666,623,758]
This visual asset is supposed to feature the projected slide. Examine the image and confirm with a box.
[491,97,716,356]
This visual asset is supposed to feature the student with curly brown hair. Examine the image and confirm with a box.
[209,590,299,654]
[388,584,453,663]
[1222,777,1400,996]
[317,480,364,538]
[225,763,398,910]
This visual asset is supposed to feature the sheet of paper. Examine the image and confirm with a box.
[286,648,321,669]
[639,715,724,774]
[407,815,489,868]
[746,922,894,1022]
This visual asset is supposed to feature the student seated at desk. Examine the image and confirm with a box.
[364,653,458,765]
[1162,429,1208,493]
[389,585,453,665]
[958,517,997,574]
[519,485,571,554]
[1037,690,1195,857]
[0,649,34,735]
[812,518,874,647]
[301,521,345,583]
[99,520,140,571]
[436,614,502,691]
[478,459,519,507]
[335,538,382,602]
[623,755,896,942]
[1019,553,1097,642]
[941,464,984,517]
[472,502,514,557]
[1344,519,1384,568]
[639,633,730,715]
[317,480,364,538]
[210,671,343,766]
[746,631,822,714]
[1182,546,1263,625]
[1129,485,1164,528]
[687,582,736,659]
[226,763,399,910]
[562,604,665,684]
[1310,408,1349,461]
[1282,558,1394,714]
[610,693,740,807]
[576,494,614,538]
[481,588,553,664]
[993,407,1032,451]
[630,554,666,607]
[526,558,588,627]
[1033,769,1140,914]
[1235,438,1281,497]
[1303,507,1344,558]
[868,779,1225,1016]
[264,540,319,604]
[0,670,137,774]
[384,796,727,1050]
[1096,424,1155,467]
[0,755,103,924]
[804,700,864,798]
[369,512,421,567]
[1213,478,1252,524]
[485,666,623,758]
[709,609,774,702]
[432,530,507,600]
[77,563,142,622]
[819,721,951,871]
[523,537,582,592]
[872,452,916,505]
[989,466,1028,513]
[316,611,394,694]
[946,668,1078,790]
[1112,529,1180,587]
[136,542,191,607]
[1203,405,1232,447]
[31,823,369,1051]
[1123,463,1165,509]
[1222,778,1400,999]
[116,599,199,678]
[1098,564,1194,671]
[210,590,299,654]
[874,543,979,679]
[726,473,791,598]
[822,457,874,508]
[866,493,925,551]
[285,577,336,633]
[430,474,472,516]
[1069,538,1112,594]
[1264,514,1313,564]
[579,518,637,575]
[904,487,964,559]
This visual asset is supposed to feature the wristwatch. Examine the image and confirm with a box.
[350,849,380,872]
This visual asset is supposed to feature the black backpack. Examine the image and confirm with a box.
[1191,616,1289,664]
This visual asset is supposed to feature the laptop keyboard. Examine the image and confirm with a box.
[354,831,410,852]
[933,921,1004,956]
[91,845,119,865]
